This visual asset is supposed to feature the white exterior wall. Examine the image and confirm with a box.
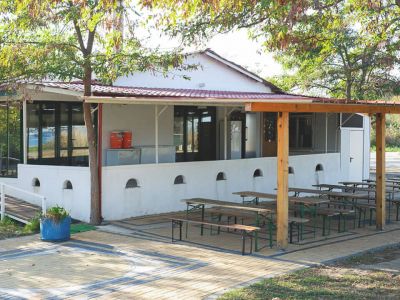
[363,116,371,179]
[102,153,342,220]
[115,54,272,93]
[1,165,91,222]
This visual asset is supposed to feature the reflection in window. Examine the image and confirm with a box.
[186,113,199,153]
[289,113,313,149]
[60,104,69,159]
[27,102,91,166]
[174,115,184,153]
[41,103,56,159]
[71,104,88,165]
[0,103,21,177]
[174,106,216,162]
[27,104,39,160]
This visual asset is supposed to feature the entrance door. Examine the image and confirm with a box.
[349,130,364,181]
[199,112,216,161]
[262,113,277,157]
[174,106,216,162]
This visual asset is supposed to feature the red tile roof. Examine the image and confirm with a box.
[39,81,313,101]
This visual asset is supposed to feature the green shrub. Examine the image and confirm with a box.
[44,206,69,223]
[24,214,40,233]
[0,216,17,226]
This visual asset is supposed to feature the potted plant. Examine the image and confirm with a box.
[40,206,71,242]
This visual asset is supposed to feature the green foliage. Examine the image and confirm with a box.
[0,0,190,85]
[370,114,400,149]
[0,216,25,239]
[0,215,17,226]
[142,0,400,100]
[44,206,69,223]
[24,214,40,233]
[0,0,194,225]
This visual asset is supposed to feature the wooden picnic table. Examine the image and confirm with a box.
[313,184,394,198]
[233,190,330,205]
[340,181,400,190]
[182,198,272,251]
[233,191,330,239]
[314,183,398,222]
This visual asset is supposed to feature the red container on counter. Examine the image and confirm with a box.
[110,131,123,149]
[122,131,133,148]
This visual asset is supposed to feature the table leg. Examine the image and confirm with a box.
[250,233,253,254]
[201,205,205,236]
[299,203,304,238]
[268,218,273,248]
[254,213,260,252]
[388,192,393,223]
[179,220,182,240]
[185,204,189,238]
[241,231,246,255]
[172,220,174,242]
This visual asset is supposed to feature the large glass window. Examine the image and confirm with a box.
[174,106,216,162]
[41,103,56,160]
[0,103,21,177]
[289,113,313,149]
[27,102,90,166]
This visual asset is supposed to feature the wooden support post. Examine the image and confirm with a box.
[277,112,289,248]
[376,113,386,230]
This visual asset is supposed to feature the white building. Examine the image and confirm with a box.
[0,49,370,222]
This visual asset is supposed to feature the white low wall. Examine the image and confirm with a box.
[102,153,342,220]
[1,164,91,222]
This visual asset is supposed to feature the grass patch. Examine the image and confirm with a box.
[0,217,26,239]
[219,248,400,300]
[370,146,400,152]
[70,223,96,234]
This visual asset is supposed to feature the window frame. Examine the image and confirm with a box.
[27,101,94,167]
[289,113,313,151]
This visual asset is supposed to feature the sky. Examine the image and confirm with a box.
[139,22,284,80]
[205,30,284,79]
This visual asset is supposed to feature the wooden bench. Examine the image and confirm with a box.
[317,208,355,235]
[286,217,309,243]
[170,218,260,255]
[391,199,400,221]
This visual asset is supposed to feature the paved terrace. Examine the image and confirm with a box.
[1,216,400,299]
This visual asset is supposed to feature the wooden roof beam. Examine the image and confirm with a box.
[246,102,400,114]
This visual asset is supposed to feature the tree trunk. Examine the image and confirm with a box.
[345,76,352,101]
[83,62,101,225]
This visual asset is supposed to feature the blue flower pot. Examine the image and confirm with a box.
[40,216,71,242]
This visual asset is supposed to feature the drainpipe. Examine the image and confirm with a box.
[22,100,27,164]
[97,104,103,219]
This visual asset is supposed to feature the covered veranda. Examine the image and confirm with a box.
[85,94,400,249]
[246,99,400,248]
